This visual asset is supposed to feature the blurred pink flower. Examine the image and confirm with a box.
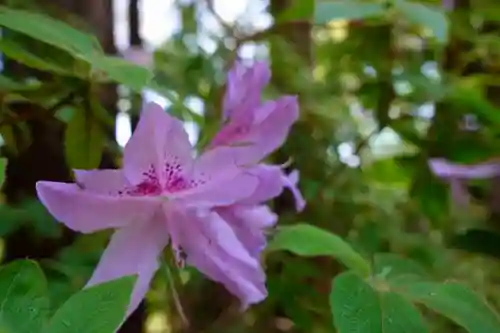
[429,158,500,206]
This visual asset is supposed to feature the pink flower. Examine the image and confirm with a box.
[210,61,300,165]
[208,61,306,277]
[210,61,304,210]
[36,61,305,325]
[36,103,268,318]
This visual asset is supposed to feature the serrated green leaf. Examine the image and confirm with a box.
[400,281,500,333]
[330,272,428,333]
[0,260,50,333]
[0,6,100,57]
[267,224,371,276]
[315,2,386,24]
[65,109,105,170]
[395,1,448,44]
[43,275,136,333]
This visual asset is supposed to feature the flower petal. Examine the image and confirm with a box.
[283,169,306,211]
[237,165,305,211]
[73,169,129,194]
[166,207,267,308]
[238,165,285,205]
[217,205,277,258]
[123,102,193,185]
[216,96,299,165]
[429,158,500,179]
[223,61,270,122]
[36,181,159,233]
[86,213,169,319]
[172,147,259,207]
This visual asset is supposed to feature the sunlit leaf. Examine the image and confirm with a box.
[315,2,386,24]
[394,0,449,44]
[0,6,100,57]
[267,224,371,276]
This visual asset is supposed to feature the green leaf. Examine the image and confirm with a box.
[315,2,386,24]
[330,272,428,333]
[400,282,500,333]
[267,224,371,276]
[0,260,49,333]
[90,55,152,92]
[65,109,105,170]
[395,1,449,44]
[0,6,100,57]
[373,253,428,281]
[0,39,72,75]
[0,158,7,189]
[43,276,136,333]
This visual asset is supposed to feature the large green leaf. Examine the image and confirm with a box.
[0,39,72,75]
[64,108,105,170]
[400,281,500,333]
[0,6,100,57]
[330,272,428,333]
[0,260,49,333]
[43,276,136,333]
[373,253,428,281]
[90,55,152,92]
[267,224,371,276]
[315,1,386,24]
[394,0,449,44]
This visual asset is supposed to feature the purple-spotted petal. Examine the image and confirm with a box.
[217,205,277,258]
[36,181,158,233]
[223,61,270,122]
[429,158,500,179]
[86,213,169,319]
[73,169,129,194]
[123,102,193,186]
[166,207,267,308]
[172,147,259,207]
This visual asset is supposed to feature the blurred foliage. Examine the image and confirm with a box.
[1,0,500,332]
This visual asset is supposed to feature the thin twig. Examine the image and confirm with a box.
[162,253,190,328]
